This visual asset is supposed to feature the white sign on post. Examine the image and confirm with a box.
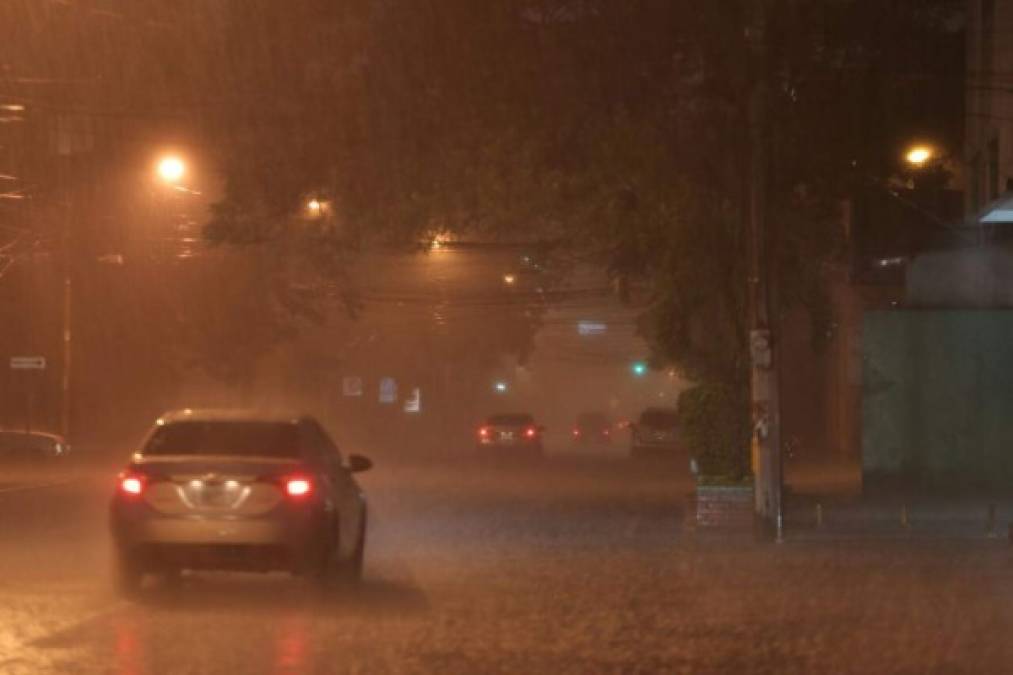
[342,376,363,397]
[403,387,421,413]
[10,356,46,370]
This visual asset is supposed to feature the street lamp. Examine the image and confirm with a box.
[904,145,934,167]
[307,198,322,215]
[156,156,185,184]
[503,273,516,285]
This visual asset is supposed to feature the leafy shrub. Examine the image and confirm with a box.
[678,383,750,481]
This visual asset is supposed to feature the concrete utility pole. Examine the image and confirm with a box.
[747,0,783,533]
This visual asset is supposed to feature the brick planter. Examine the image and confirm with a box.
[693,484,755,531]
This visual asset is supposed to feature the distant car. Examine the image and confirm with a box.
[476,413,545,455]
[0,430,71,461]
[109,409,372,595]
[572,411,612,445]
[629,407,681,457]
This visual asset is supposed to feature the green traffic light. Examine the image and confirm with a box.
[631,361,647,376]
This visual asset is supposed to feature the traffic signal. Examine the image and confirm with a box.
[631,361,648,377]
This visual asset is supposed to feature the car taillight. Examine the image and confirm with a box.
[524,427,537,438]
[572,428,580,437]
[603,428,610,436]
[478,426,490,438]
[285,478,312,497]
[119,473,144,496]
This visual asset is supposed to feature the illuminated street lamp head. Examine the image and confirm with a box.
[905,146,933,167]
[157,156,185,183]
[503,273,517,285]
[307,198,322,215]
[494,381,508,393]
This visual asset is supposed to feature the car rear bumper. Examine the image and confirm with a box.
[128,542,295,572]
[110,502,326,572]
[113,514,297,546]
[476,440,543,451]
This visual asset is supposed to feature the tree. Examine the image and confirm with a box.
[201,1,963,422]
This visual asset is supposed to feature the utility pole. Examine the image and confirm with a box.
[52,115,79,441]
[747,0,783,533]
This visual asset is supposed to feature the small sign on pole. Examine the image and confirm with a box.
[379,377,398,404]
[342,376,363,397]
[10,356,46,370]
[403,387,421,414]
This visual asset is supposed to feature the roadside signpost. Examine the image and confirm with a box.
[10,356,45,370]
[342,376,363,397]
[403,387,421,414]
[9,356,46,434]
[379,377,398,404]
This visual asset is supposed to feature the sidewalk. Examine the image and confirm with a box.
[781,458,1013,541]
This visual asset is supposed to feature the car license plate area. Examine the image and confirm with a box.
[200,484,230,507]
[499,431,515,442]
[181,480,246,509]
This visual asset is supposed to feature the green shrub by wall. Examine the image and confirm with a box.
[679,383,750,481]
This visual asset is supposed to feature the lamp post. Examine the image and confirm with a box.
[904,145,934,168]
[156,156,185,184]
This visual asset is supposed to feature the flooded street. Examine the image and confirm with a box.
[0,451,1009,674]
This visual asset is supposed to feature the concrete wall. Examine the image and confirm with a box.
[862,310,1013,488]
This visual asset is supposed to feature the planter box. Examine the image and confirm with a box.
[693,484,755,530]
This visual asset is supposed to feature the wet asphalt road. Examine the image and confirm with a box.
[1,450,1012,674]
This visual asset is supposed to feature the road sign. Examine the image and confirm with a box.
[403,387,421,413]
[342,376,363,397]
[10,356,45,370]
[379,377,398,404]
[577,320,607,336]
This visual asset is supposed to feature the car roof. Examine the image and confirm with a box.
[485,412,535,422]
[0,429,65,441]
[640,407,678,415]
[156,409,309,426]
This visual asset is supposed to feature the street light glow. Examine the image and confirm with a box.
[157,156,185,183]
[905,146,933,167]
[503,273,516,285]
[307,198,322,215]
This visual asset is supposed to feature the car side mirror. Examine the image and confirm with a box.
[347,454,373,473]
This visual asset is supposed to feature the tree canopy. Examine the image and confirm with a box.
[204,0,964,387]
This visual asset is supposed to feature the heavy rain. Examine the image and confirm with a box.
[1,2,1010,673]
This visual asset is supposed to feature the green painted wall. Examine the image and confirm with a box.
[862,311,1013,488]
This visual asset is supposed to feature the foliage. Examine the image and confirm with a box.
[678,384,751,481]
[194,0,963,397]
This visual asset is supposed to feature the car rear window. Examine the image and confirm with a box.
[487,414,534,426]
[143,421,302,458]
[639,410,679,428]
